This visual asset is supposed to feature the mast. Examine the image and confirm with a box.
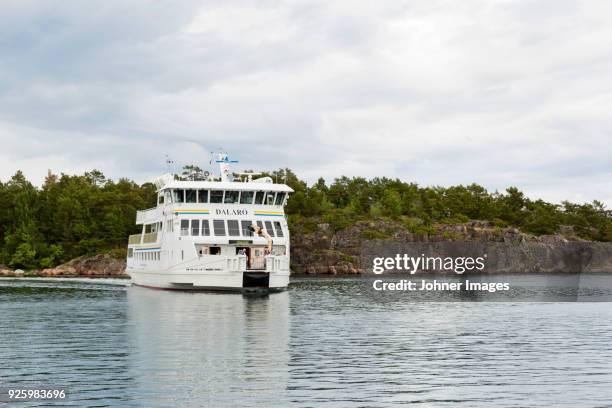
[215,152,238,182]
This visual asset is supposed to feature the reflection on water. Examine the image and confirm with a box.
[126,288,289,407]
[1,275,612,407]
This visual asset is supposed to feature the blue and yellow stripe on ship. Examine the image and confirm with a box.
[254,211,284,217]
[174,209,210,215]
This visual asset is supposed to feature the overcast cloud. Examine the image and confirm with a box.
[0,0,610,205]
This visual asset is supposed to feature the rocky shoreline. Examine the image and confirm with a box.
[0,253,128,278]
[1,220,611,278]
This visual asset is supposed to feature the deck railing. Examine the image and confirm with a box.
[128,234,142,245]
[142,232,158,244]
[248,257,266,270]
[265,256,289,273]
[227,256,247,272]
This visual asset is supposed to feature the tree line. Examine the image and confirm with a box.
[0,168,609,269]
[268,169,611,241]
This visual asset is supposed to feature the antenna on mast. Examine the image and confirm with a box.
[211,148,239,182]
[165,155,175,175]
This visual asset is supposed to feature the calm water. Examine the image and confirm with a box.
[1,275,612,407]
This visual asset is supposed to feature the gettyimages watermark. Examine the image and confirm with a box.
[372,254,487,274]
[359,241,612,302]
[370,253,510,294]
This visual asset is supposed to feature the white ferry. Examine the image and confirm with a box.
[126,154,293,291]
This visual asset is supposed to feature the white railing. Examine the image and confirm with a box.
[265,256,289,272]
[249,257,266,270]
[227,255,247,272]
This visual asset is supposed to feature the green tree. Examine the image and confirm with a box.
[381,190,402,219]
[182,165,204,180]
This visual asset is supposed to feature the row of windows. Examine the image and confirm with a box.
[130,250,160,261]
[159,189,286,206]
[180,219,284,238]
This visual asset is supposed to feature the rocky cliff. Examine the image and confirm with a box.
[291,220,612,275]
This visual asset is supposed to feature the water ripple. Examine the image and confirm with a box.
[0,276,611,407]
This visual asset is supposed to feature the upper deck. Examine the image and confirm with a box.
[135,154,293,228]
[137,160,295,223]
[137,181,293,223]
[161,180,293,193]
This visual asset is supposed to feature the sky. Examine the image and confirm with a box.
[0,0,610,206]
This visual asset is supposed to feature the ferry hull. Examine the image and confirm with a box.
[128,269,289,291]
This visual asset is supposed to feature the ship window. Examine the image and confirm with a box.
[265,192,276,205]
[198,190,208,203]
[191,219,200,236]
[210,190,223,203]
[224,190,239,204]
[213,219,226,236]
[274,221,284,237]
[128,248,133,258]
[180,220,189,236]
[264,221,275,237]
[201,219,210,236]
[173,189,185,203]
[256,221,264,230]
[241,220,253,236]
[186,189,197,203]
[145,224,152,233]
[158,195,164,205]
[210,247,221,255]
[228,220,240,236]
[240,191,254,204]
[165,190,172,203]
[254,191,265,205]
[275,192,285,205]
